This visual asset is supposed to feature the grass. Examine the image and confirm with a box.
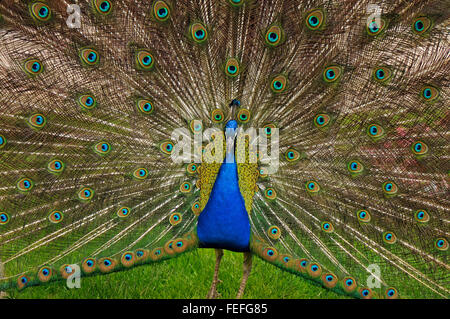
[4,249,349,299]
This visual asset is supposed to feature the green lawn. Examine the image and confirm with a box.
[4,249,348,299]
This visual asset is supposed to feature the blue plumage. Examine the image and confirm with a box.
[197,120,251,252]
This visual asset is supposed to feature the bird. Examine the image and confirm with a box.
[0,0,448,299]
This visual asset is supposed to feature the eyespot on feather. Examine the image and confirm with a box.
[133,168,148,180]
[117,206,131,218]
[93,141,111,156]
[121,252,136,268]
[78,94,97,110]
[0,212,10,225]
[98,257,116,273]
[323,65,342,83]
[23,58,44,76]
[237,109,251,123]
[0,134,6,149]
[342,277,357,292]
[356,209,371,223]
[48,210,63,224]
[411,141,428,156]
[267,225,281,240]
[82,258,97,273]
[224,58,240,77]
[305,9,325,30]
[92,0,113,15]
[211,109,225,123]
[78,187,94,202]
[314,113,331,128]
[17,177,34,192]
[169,212,182,226]
[270,75,287,93]
[383,231,397,244]
[385,287,399,299]
[359,287,373,299]
[30,2,52,22]
[373,66,392,83]
[366,18,387,36]
[307,263,322,278]
[190,22,208,43]
[191,201,201,216]
[38,266,53,282]
[412,16,432,35]
[153,1,170,22]
[434,238,448,251]
[321,273,338,289]
[150,247,164,261]
[159,140,174,155]
[136,99,154,115]
[135,49,155,71]
[414,209,430,223]
[79,48,100,66]
[265,25,284,47]
[305,180,320,194]
[27,113,46,129]
[382,181,398,196]
[264,187,277,200]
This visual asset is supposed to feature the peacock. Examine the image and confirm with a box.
[0,0,448,300]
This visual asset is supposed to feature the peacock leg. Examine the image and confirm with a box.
[206,248,224,299]
[236,251,252,299]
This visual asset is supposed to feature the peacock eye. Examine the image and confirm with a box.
[133,168,148,180]
[367,124,384,139]
[411,141,428,156]
[0,134,6,149]
[190,22,208,43]
[180,181,192,193]
[357,209,371,223]
[323,65,342,83]
[314,113,331,128]
[93,0,112,15]
[434,238,448,251]
[153,1,170,21]
[385,288,399,299]
[94,141,111,155]
[17,178,34,192]
[237,109,251,124]
[305,180,320,193]
[211,109,224,123]
[382,181,398,196]
[80,48,100,66]
[321,221,334,233]
[373,66,392,83]
[0,212,10,225]
[49,210,64,223]
[159,140,174,155]
[270,75,287,93]
[265,25,284,47]
[135,50,155,70]
[412,16,432,35]
[78,187,94,201]
[78,94,97,110]
[30,2,52,22]
[136,99,154,114]
[224,58,240,77]
[366,18,386,36]
[306,9,325,30]
[421,85,439,102]
[383,231,397,244]
[117,206,131,218]
[169,212,182,226]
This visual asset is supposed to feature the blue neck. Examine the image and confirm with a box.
[196,121,250,252]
